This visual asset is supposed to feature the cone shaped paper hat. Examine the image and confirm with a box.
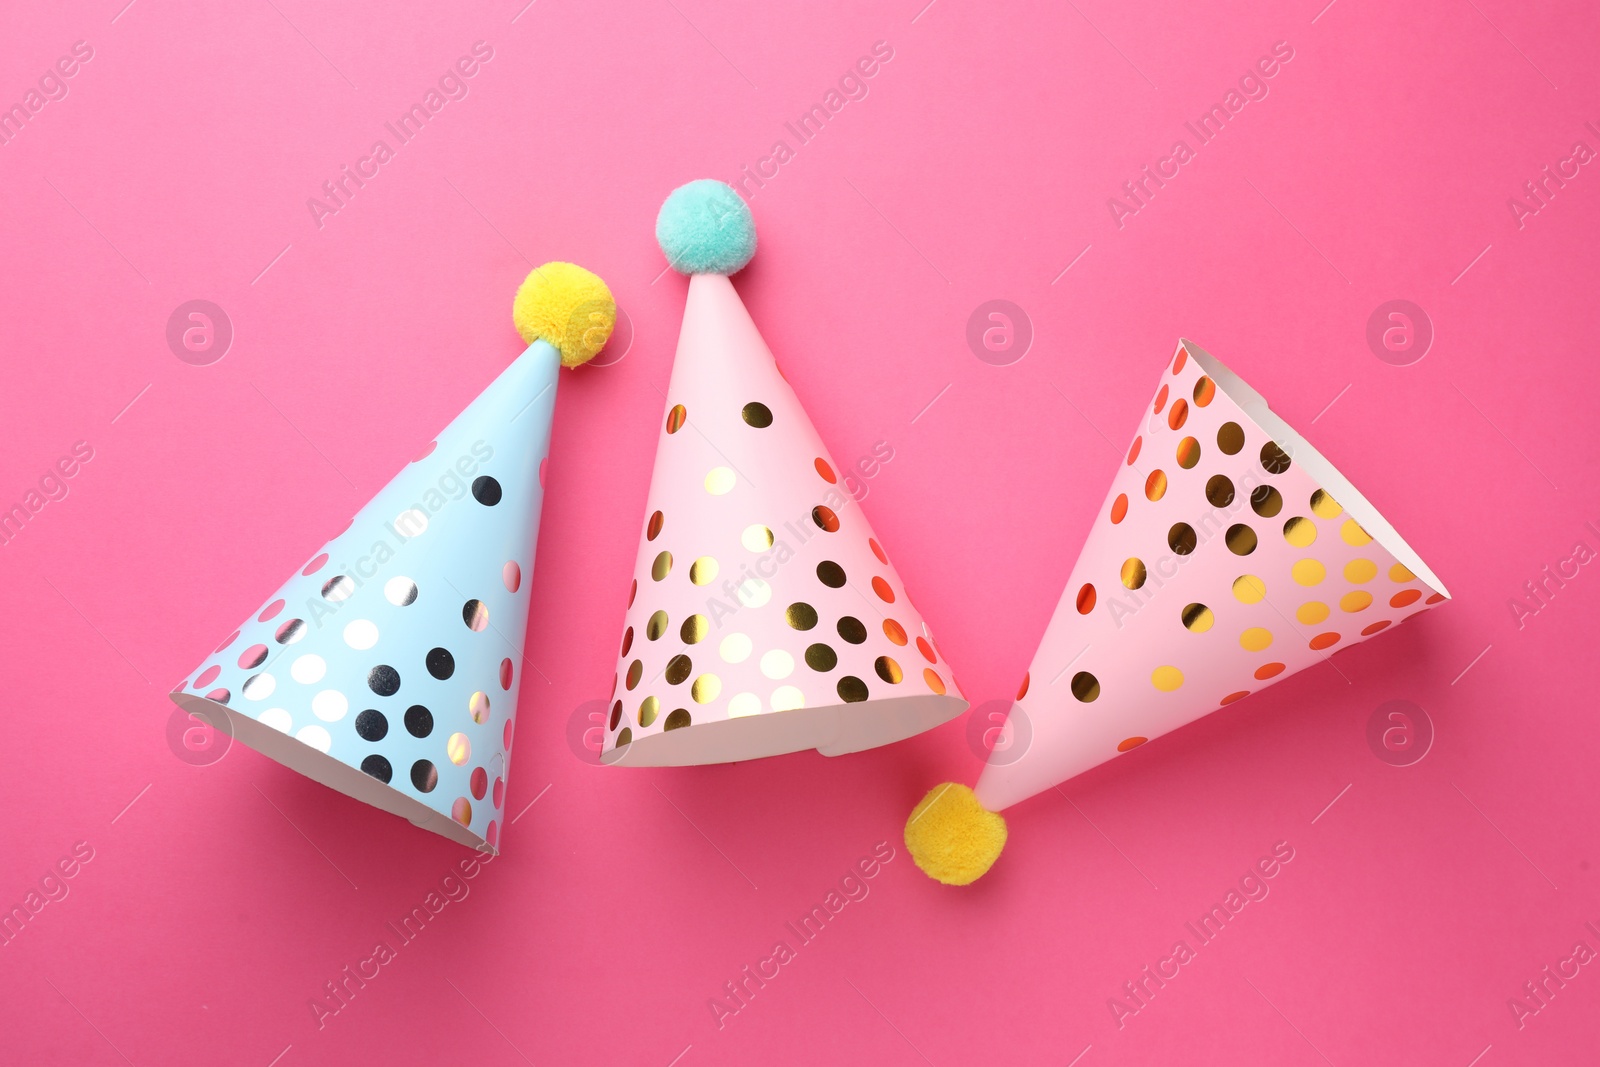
[906,340,1448,884]
[170,263,617,852]
[602,180,967,766]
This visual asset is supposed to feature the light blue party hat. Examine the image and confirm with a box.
[171,263,617,852]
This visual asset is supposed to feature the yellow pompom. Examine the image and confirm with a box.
[904,783,1007,886]
[512,261,617,368]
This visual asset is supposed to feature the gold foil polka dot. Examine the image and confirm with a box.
[646,610,668,640]
[651,551,673,581]
[1127,436,1143,465]
[692,674,721,703]
[1077,584,1096,614]
[680,614,708,644]
[1310,489,1342,519]
[1176,436,1201,469]
[812,506,839,532]
[1296,601,1330,625]
[469,691,490,724]
[664,708,692,730]
[690,557,719,585]
[1283,517,1317,547]
[1292,559,1327,586]
[666,405,686,433]
[875,656,903,684]
[816,561,846,588]
[924,669,947,695]
[1260,441,1292,474]
[1168,523,1197,555]
[1225,524,1258,555]
[625,660,642,689]
[1206,475,1235,508]
[665,655,692,684]
[1390,563,1416,582]
[884,619,908,645]
[1240,627,1273,652]
[1122,558,1147,589]
[1217,422,1245,455]
[447,732,471,765]
[785,603,818,630]
[1071,671,1100,702]
[1233,575,1267,603]
[1111,494,1129,523]
[1250,485,1283,518]
[639,696,660,727]
[741,402,773,428]
[647,510,664,540]
[616,726,633,746]
[1193,375,1216,406]
[1182,603,1214,632]
[1309,632,1340,651]
[1145,469,1168,501]
[1167,398,1189,430]
[1340,590,1373,612]
[1151,665,1185,692]
[837,676,869,703]
[705,467,736,495]
[837,617,867,644]
[1344,558,1378,583]
[742,524,774,552]
[727,692,761,717]
[806,644,838,671]
[1341,519,1373,546]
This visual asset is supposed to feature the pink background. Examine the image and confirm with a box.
[2,0,1596,1063]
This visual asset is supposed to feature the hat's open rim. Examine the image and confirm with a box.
[600,693,968,767]
[170,693,496,854]
[1182,339,1450,600]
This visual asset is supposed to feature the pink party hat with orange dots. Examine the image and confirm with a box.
[904,339,1450,885]
[601,180,967,766]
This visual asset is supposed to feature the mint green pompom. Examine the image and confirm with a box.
[655,180,757,275]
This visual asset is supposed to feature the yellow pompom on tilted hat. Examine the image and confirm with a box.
[905,782,1008,886]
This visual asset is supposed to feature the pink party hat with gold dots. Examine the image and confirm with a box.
[602,180,967,766]
[904,339,1450,885]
